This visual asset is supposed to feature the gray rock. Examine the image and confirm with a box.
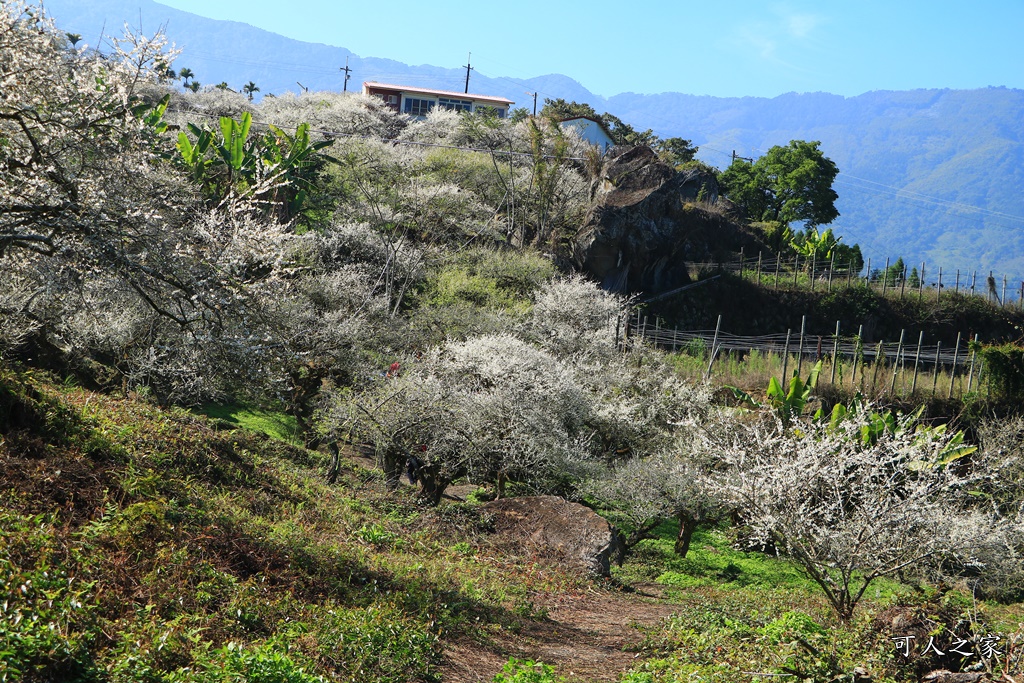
[572,145,762,295]
[483,495,621,577]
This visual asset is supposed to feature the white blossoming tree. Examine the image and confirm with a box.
[327,333,594,504]
[710,413,1023,621]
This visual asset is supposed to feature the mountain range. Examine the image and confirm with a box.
[44,0,1024,285]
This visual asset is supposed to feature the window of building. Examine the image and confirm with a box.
[438,97,473,112]
[403,97,435,116]
[474,105,506,119]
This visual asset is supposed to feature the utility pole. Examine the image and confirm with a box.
[463,52,473,93]
[532,91,538,116]
[732,150,753,164]
[340,56,352,92]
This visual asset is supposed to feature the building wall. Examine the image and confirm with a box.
[561,119,614,151]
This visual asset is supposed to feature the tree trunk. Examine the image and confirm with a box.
[381,446,404,491]
[325,442,341,485]
[418,469,449,506]
[675,511,698,557]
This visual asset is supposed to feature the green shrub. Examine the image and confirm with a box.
[981,343,1024,399]
[493,657,561,683]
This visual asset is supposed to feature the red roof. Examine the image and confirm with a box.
[363,81,514,105]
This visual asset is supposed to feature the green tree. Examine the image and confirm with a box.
[656,136,699,167]
[720,140,839,228]
[539,97,599,121]
[243,81,260,101]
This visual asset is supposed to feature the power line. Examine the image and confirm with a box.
[836,172,1024,224]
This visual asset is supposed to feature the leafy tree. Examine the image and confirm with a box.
[833,241,864,272]
[720,140,839,228]
[178,66,195,86]
[656,136,699,167]
[539,97,599,121]
[243,81,260,101]
[600,112,658,147]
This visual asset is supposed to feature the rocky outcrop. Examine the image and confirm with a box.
[483,496,621,577]
[573,145,762,295]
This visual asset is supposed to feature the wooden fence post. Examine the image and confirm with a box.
[971,271,977,296]
[919,263,926,302]
[865,258,871,290]
[1002,275,1007,307]
[774,256,781,291]
[948,332,961,399]
[739,248,745,281]
[911,331,924,395]
[793,255,800,289]
[828,253,835,292]
[797,315,807,378]
[881,257,890,295]
[756,251,762,284]
[955,269,960,295]
[900,262,908,299]
[704,314,722,380]
[890,330,905,395]
[966,334,980,394]
[830,320,841,385]
[847,259,853,289]
[641,315,648,341]
[781,329,792,381]
[937,268,942,303]
[850,325,863,391]
[810,253,816,292]
[931,341,941,397]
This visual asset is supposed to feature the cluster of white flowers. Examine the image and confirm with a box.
[705,413,1024,618]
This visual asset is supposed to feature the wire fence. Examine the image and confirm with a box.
[679,251,1024,308]
[618,311,987,400]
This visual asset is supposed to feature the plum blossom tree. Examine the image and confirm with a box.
[709,413,1023,621]
[328,333,594,504]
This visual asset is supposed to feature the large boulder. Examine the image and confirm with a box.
[483,496,621,577]
[573,145,762,295]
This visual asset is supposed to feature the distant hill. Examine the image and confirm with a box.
[43,0,1024,284]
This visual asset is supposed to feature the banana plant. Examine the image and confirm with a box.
[791,227,840,261]
[176,123,215,184]
[216,112,256,181]
[261,122,335,216]
[728,360,821,426]
[816,399,976,468]
[131,93,170,134]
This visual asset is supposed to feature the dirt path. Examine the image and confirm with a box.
[440,585,679,682]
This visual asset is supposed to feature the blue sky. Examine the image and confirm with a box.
[155,0,1024,98]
